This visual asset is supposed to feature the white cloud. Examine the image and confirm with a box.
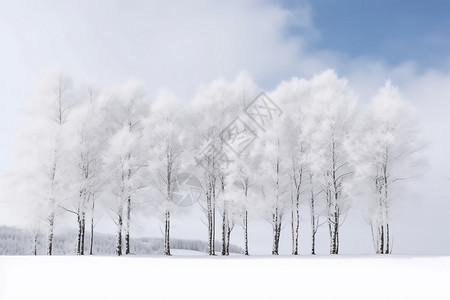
[0,0,317,95]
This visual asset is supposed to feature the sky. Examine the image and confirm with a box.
[0,0,449,254]
[283,0,450,68]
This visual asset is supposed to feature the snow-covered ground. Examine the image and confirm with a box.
[1,255,449,299]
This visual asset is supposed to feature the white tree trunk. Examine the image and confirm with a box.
[115,203,124,256]
[89,195,95,255]
[46,199,55,256]
[125,197,131,255]
[164,209,171,255]
[291,195,300,255]
[243,209,249,255]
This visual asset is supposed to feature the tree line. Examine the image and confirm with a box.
[6,69,421,256]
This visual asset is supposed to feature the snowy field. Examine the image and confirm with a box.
[1,255,449,299]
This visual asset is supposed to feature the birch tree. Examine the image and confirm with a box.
[352,81,421,254]
[67,89,105,255]
[191,74,257,255]
[103,82,147,256]
[253,116,290,255]
[229,151,257,255]
[286,116,306,256]
[144,92,185,256]
[280,90,307,255]
[19,72,74,255]
[308,70,356,254]
[273,77,318,255]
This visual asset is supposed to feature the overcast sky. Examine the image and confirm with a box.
[0,0,449,254]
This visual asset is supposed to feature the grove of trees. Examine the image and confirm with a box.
[5,70,421,256]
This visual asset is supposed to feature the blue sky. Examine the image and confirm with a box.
[281,0,450,69]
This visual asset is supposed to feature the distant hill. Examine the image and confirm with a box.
[0,226,244,255]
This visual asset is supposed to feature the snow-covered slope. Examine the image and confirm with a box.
[1,256,449,299]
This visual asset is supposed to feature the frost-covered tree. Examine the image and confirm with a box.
[252,114,290,255]
[192,100,225,255]
[66,88,106,255]
[350,81,421,254]
[103,82,147,256]
[307,71,357,254]
[287,122,305,256]
[14,72,75,255]
[272,78,310,255]
[228,150,258,256]
[144,91,185,256]
[191,73,257,255]
[234,164,251,256]
[3,70,427,257]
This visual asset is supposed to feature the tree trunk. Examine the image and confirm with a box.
[207,187,213,255]
[311,228,316,255]
[47,203,55,256]
[329,215,338,254]
[211,188,216,255]
[277,222,281,253]
[221,213,226,256]
[206,181,217,256]
[76,213,82,255]
[76,209,86,255]
[81,211,86,255]
[379,224,384,254]
[273,222,281,255]
[309,175,317,255]
[327,192,334,254]
[272,213,277,255]
[89,197,95,255]
[385,223,390,254]
[164,209,171,255]
[328,190,339,255]
[333,210,339,254]
[243,209,249,255]
[272,207,280,255]
[125,197,131,255]
[383,156,390,254]
[328,138,342,255]
[291,196,300,255]
[33,233,38,255]
[310,203,317,255]
[221,203,228,256]
[291,206,295,255]
[116,204,123,256]
[208,208,213,255]
[226,224,231,255]
[90,215,94,255]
